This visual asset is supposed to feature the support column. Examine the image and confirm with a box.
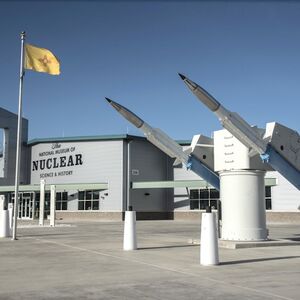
[50,185,56,227]
[220,170,267,241]
[39,179,45,226]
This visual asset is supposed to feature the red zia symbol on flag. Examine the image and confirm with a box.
[38,55,51,66]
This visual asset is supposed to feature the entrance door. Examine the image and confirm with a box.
[18,193,34,219]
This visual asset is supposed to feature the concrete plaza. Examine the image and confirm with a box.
[0,220,299,299]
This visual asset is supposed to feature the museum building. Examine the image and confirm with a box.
[0,107,299,221]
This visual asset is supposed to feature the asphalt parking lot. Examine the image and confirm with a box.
[0,220,299,300]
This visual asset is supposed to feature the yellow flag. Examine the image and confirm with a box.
[24,44,60,75]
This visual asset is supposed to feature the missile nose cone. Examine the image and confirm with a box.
[105,97,123,112]
[178,73,186,80]
[179,73,198,90]
[180,74,221,112]
[105,97,144,128]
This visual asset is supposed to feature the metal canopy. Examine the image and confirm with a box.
[0,183,108,192]
[0,178,276,192]
[132,178,277,189]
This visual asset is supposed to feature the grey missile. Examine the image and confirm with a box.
[105,98,189,165]
[106,98,144,128]
[179,73,268,155]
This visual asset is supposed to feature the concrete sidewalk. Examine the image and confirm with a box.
[0,221,299,299]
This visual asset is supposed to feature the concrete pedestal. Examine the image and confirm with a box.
[220,170,268,241]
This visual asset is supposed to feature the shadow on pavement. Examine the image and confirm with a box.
[138,244,199,250]
[285,237,300,241]
[19,232,76,238]
[220,256,300,265]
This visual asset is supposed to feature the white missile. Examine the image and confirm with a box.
[105,98,189,165]
[179,73,268,156]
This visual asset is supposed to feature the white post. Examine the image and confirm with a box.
[200,208,219,266]
[39,179,45,226]
[127,140,131,210]
[12,31,26,241]
[123,140,137,250]
[50,185,56,227]
[123,209,137,251]
[8,203,13,235]
[0,195,10,238]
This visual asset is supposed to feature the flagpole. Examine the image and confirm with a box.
[12,31,25,241]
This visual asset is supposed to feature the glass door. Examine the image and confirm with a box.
[17,192,34,219]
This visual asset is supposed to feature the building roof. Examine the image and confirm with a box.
[27,134,146,146]
[0,107,28,122]
[28,134,191,146]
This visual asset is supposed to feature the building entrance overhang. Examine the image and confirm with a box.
[132,178,277,189]
[0,182,108,192]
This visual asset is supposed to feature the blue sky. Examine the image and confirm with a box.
[1,1,300,141]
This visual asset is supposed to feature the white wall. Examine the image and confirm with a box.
[267,171,300,211]
[30,140,124,211]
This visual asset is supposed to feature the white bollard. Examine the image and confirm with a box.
[8,203,13,235]
[0,195,10,238]
[123,209,137,251]
[0,210,10,238]
[200,208,219,266]
[39,179,46,226]
[50,185,56,227]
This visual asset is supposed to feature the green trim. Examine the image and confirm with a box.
[132,178,277,189]
[55,183,108,191]
[0,185,41,192]
[0,183,108,193]
[0,179,277,192]
[27,134,146,146]
[132,180,212,189]
[176,140,191,146]
[264,178,277,186]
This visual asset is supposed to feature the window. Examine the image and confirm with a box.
[190,187,273,211]
[190,190,199,209]
[0,129,5,178]
[190,188,220,210]
[33,192,50,218]
[78,190,100,210]
[34,192,40,218]
[56,192,68,210]
[265,186,272,210]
